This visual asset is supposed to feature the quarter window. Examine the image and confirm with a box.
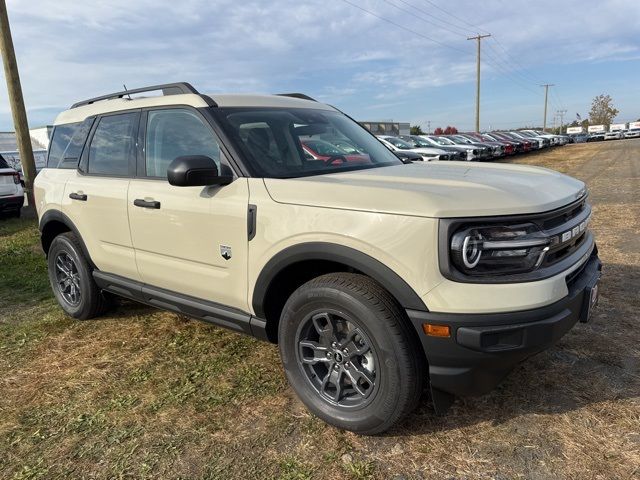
[88,113,138,176]
[47,120,92,169]
[145,109,221,178]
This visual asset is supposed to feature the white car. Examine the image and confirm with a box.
[0,154,24,217]
[376,135,450,161]
[624,128,640,139]
[421,135,486,160]
[604,131,624,140]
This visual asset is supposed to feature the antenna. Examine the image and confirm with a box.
[122,84,132,100]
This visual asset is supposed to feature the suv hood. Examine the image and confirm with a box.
[264,162,585,218]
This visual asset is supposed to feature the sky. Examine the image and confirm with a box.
[1,0,639,132]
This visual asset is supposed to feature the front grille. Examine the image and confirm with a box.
[531,198,591,269]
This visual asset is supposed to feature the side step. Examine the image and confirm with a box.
[92,270,268,340]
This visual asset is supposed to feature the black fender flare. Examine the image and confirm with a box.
[252,242,427,318]
[39,209,95,268]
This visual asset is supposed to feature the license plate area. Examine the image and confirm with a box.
[580,279,600,323]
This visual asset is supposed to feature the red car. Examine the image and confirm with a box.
[301,139,371,165]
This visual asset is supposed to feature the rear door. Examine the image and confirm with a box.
[127,107,249,311]
[62,110,141,281]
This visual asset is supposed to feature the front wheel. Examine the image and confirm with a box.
[278,273,425,435]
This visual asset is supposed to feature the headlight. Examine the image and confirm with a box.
[450,223,551,275]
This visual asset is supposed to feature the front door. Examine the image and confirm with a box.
[127,107,249,312]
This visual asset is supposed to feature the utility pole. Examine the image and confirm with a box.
[426,120,431,134]
[557,109,567,134]
[467,33,491,133]
[540,84,554,132]
[0,0,35,210]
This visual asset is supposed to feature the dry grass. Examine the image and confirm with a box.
[0,140,639,479]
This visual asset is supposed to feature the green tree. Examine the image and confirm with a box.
[589,94,619,125]
[410,125,425,135]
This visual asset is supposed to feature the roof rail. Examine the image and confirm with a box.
[70,82,200,109]
[276,93,317,102]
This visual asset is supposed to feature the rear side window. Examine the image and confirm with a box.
[145,109,221,178]
[47,119,93,169]
[88,113,138,176]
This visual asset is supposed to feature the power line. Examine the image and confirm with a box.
[393,0,544,93]
[384,0,472,37]
[488,36,543,84]
[419,0,491,35]
[374,0,543,98]
[481,49,540,96]
[339,0,470,55]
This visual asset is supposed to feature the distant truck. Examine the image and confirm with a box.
[587,125,606,133]
[566,126,583,134]
[609,123,627,132]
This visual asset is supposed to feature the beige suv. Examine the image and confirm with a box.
[35,83,602,434]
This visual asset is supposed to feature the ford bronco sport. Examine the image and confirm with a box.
[35,83,602,434]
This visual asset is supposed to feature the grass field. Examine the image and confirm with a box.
[1,140,639,479]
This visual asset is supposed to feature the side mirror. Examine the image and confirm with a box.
[167,155,233,187]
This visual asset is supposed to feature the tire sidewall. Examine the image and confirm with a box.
[279,284,408,433]
[48,234,94,319]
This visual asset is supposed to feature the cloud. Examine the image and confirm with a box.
[0,0,638,129]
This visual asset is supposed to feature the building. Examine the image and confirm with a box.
[359,121,410,136]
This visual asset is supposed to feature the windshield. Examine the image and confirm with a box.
[428,136,452,146]
[381,137,414,150]
[408,136,433,147]
[436,136,457,145]
[214,108,401,178]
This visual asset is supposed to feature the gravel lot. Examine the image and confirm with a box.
[0,139,638,479]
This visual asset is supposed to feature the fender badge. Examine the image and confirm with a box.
[220,245,232,260]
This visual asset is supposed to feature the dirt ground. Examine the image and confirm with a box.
[0,139,638,479]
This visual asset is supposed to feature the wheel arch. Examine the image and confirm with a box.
[252,242,427,342]
[39,209,95,268]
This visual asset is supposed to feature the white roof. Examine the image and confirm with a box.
[54,93,333,126]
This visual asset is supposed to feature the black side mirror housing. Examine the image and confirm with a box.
[167,155,233,187]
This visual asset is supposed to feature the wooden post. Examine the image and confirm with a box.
[0,0,36,210]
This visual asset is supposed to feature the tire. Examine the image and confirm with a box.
[12,208,21,218]
[47,232,109,320]
[278,273,425,435]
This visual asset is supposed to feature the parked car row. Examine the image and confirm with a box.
[373,129,570,162]
[604,128,640,140]
[577,128,640,142]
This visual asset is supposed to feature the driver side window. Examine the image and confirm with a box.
[145,109,221,178]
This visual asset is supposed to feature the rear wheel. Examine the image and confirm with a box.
[48,232,109,320]
[278,273,425,434]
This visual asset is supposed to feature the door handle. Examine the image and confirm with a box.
[69,192,87,201]
[134,198,161,209]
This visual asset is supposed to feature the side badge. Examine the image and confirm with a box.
[220,245,232,261]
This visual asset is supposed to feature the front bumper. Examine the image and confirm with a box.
[0,194,24,212]
[407,251,602,399]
